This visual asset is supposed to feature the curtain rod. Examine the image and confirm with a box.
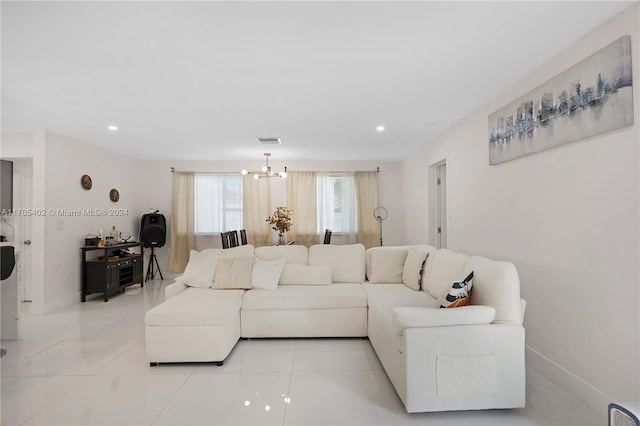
[281,167,380,173]
[171,166,380,173]
[170,168,240,174]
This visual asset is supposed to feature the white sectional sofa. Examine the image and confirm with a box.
[144,243,526,413]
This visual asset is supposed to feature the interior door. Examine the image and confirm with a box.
[435,163,447,249]
[13,160,33,302]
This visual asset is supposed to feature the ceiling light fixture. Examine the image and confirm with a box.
[108,125,118,131]
[376,126,385,132]
[241,152,287,180]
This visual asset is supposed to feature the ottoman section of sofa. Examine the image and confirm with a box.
[145,288,245,365]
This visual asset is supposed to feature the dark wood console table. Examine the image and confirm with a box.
[81,241,143,302]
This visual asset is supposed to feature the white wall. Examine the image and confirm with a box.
[138,159,404,273]
[0,133,33,158]
[1,130,147,313]
[402,4,639,412]
[40,130,146,311]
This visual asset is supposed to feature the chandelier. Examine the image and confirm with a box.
[241,152,287,179]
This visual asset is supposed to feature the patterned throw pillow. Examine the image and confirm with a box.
[440,271,474,308]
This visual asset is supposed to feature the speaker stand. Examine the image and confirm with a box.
[145,247,164,282]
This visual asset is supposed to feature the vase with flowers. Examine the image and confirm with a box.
[266,206,293,245]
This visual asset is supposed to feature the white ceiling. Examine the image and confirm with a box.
[1,1,635,162]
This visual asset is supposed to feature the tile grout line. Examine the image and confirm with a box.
[149,367,195,426]
[281,339,299,426]
[18,374,93,425]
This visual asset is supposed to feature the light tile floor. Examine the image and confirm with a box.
[1,279,605,425]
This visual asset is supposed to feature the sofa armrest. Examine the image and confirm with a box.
[402,324,525,412]
[392,306,496,336]
[165,281,188,300]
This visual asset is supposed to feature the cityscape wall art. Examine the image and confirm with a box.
[489,35,633,165]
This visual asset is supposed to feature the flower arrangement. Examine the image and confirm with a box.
[266,206,293,243]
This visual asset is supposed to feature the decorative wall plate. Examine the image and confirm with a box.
[109,188,120,202]
[81,174,92,190]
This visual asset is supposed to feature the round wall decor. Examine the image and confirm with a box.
[81,174,92,190]
[109,188,120,202]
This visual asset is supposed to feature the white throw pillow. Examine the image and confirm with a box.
[211,257,254,289]
[423,249,469,299]
[402,249,429,291]
[369,249,408,283]
[279,264,332,285]
[251,258,286,291]
[175,250,218,288]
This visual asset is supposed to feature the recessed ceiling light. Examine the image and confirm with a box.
[376,126,385,132]
[108,125,118,131]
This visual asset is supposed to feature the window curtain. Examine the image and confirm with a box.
[242,174,271,247]
[355,171,380,249]
[169,171,195,272]
[286,171,318,246]
[317,173,358,244]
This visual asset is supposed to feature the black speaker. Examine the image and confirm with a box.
[140,213,166,248]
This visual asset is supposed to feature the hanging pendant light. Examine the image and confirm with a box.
[241,153,287,179]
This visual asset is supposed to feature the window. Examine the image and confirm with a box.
[316,173,357,233]
[194,174,242,234]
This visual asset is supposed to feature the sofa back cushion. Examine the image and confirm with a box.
[308,243,365,283]
[368,249,407,283]
[201,244,255,258]
[422,249,469,300]
[175,250,218,288]
[279,264,332,285]
[465,256,522,325]
[255,245,308,265]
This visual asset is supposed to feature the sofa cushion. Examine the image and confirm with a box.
[402,249,429,291]
[364,284,438,355]
[242,284,367,310]
[393,305,495,335]
[251,257,286,291]
[201,244,255,258]
[364,283,438,313]
[465,256,522,325]
[255,245,308,265]
[308,244,365,283]
[366,245,436,282]
[440,271,474,308]
[211,257,254,289]
[278,264,332,285]
[423,249,469,299]
[175,250,218,288]
[145,288,244,326]
[368,249,407,283]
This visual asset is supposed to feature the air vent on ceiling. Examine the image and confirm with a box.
[257,137,282,145]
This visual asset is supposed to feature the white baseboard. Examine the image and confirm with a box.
[526,345,613,418]
[26,292,80,315]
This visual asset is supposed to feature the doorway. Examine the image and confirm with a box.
[12,159,33,303]
[429,160,447,249]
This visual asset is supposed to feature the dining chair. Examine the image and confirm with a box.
[323,229,332,244]
[220,232,230,249]
[229,230,239,247]
[239,229,247,245]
